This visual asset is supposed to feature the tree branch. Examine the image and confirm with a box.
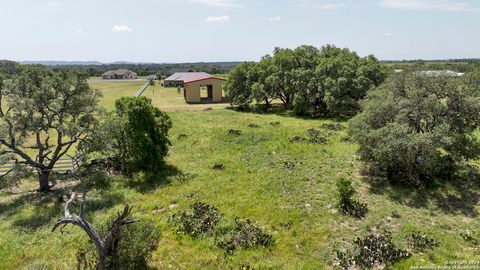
[52,192,138,270]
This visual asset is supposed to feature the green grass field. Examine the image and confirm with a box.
[89,79,146,110]
[0,80,479,269]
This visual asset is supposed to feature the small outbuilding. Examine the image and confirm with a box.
[102,69,137,80]
[164,72,227,103]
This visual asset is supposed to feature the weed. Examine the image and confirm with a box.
[228,129,242,135]
[283,161,296,170]
[335,231,411,269]
[212,164,225,170]
[170,202,223,238]
[289,129,328,144]
[460,232,480,246]
[241,265,255,270]
[216,218,274,255]
[177,134,189,139]
[288,135,306,143]
[406,231,440,251]
[336,178,368,218]
[321,123,345,131]
[391,210,401,218]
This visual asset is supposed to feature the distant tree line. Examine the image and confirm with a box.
[386,59,480,73]
[225,45,388,115]
[46,62,241,78]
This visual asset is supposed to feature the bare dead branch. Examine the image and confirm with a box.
[52,192,138,270]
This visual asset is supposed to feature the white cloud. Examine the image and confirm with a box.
[205,15,230,22]
[47,1,67,6]
[378,0,472,11]
[385,32,393,37]
[269,16,281,22]
[76,29,83,33]
[189,0,242,8]
[111,25,133,32]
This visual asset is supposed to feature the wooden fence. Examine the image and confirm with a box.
[0,158,77,175]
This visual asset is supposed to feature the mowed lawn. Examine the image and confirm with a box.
[0,80,479,269]
[89,79,146,110]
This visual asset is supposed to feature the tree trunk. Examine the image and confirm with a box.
[38,170,51,192]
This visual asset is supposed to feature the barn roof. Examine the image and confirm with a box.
[164,72,212,82]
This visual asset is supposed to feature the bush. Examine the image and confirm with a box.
[288,129,329,144]
[321,123,345,131]
[110,221,161,269]
[212,164,225,170]
[406,231,440,252]
[77,220,161,270]
[460,232,480,246]
[336,178,368,218]
[216,218,274,255]
[169,202,223,238]
[349,74,480,186]
[80,97,172,175]
[227,129,242,135]
[336,231,411,269]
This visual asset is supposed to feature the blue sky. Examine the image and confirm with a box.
[0,0,479,62]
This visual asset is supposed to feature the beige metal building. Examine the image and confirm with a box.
[164,72,227,103]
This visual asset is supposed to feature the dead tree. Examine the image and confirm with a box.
[52,193,137,270]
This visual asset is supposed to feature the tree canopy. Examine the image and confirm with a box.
[81,96,172,174]
[348,73,480,186]
[0,65,101,192]
[225,45,387,115]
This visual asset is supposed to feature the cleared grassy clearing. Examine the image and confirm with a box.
[0,79,479,269]
[90,79,146,110]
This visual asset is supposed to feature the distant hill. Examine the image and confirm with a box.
[20,61,104,66]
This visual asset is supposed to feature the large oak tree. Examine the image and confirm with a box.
[0,65,101,192]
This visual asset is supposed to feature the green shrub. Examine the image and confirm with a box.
[228,129,242,135]
[77,220,161,270]
[216,218,274,255]
[24,262,52,270]
[289,129,329,144]
[336,178,368,218]
[406,231,440,252]
[320,123,345,131]
[169,202,223,238]
[349,74,480,186]
[80,96,172,175]
[460,232,480,246]
[336,231,411,269]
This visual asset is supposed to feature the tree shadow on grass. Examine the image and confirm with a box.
[3,182,127,231]
[226,104,351,123]
[9,193,128,231]
[126,163,187,194]
[11,195,64,230]
[367,165,480,217]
